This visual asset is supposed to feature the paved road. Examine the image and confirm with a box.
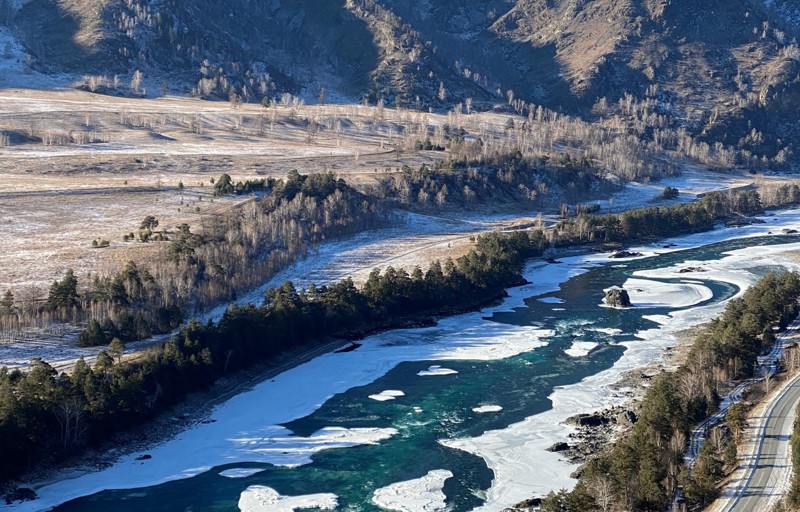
[725,373,800,511]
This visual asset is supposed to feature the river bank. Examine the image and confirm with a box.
[6,208,800,512]
[444,209,800,511]
[550,324,703,472]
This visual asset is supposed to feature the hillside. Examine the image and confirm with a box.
[0,0,799,166]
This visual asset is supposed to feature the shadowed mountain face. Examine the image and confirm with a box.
[1,0,800,159]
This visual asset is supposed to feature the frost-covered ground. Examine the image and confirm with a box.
[598,165,755,213]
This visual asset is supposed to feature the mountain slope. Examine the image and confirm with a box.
[1,0,799,164]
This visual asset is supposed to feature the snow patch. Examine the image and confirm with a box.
[238,486,337,512]
[372,469,453,512]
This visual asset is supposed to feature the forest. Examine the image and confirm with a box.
[374,151,621,209]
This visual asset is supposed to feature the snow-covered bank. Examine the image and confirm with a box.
[371,470,453,512]
[238,486,337,512]
[440,209,800,511]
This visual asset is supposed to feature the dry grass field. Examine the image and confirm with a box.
[0,88,484,290]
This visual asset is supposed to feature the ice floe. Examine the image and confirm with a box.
[219,468,266,479]
[369,390,406,401]
[472,405,504,414]
[564,341,600,358]
[372,469,453,512]
[238,486,337,512]
[417,365,458,376]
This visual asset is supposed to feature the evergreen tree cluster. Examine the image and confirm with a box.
[0,231,545,484]
[558,189,765,243]
[64,172,386,346]
[377,153,618,209]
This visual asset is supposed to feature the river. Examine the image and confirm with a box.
[15,210,800,512]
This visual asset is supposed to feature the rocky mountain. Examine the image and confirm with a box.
[1,0,799,164]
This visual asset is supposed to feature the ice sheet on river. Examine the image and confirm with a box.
[621,278,713,308]
[11,209,800,512]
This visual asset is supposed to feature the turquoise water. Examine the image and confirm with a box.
[56,234,800,511]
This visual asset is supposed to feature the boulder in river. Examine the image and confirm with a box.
[604,287,632,308]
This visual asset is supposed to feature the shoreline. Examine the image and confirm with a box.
[553,324,704,474]
[6,337,353,500]
[448,208,800,511]
[5,207,800,511]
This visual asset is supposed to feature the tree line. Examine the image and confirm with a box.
[373,151,620,209]
[0,230,545,484]
[0,172,388,345]
[552,185,800,244]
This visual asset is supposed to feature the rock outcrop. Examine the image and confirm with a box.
[604,287,632,308]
